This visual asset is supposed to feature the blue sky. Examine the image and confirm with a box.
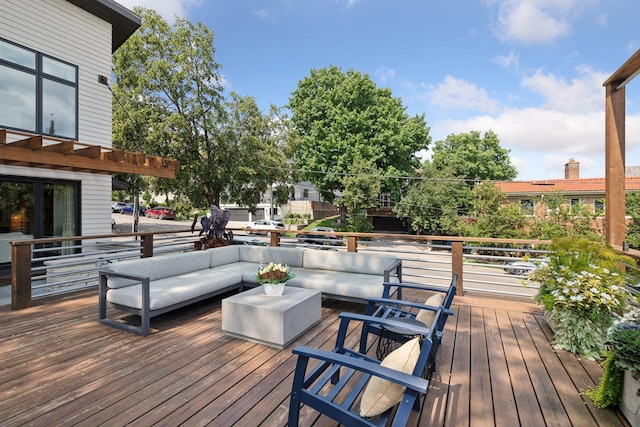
[118,0,640,180]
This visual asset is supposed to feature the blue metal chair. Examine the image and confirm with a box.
[361,274,457,368]
[288,310,443,427]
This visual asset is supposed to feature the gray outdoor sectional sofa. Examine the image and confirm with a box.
[99,245,402,336]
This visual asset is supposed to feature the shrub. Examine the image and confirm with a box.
[529,238,635,359]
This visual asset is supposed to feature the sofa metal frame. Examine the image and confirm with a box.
[98,270,243,336]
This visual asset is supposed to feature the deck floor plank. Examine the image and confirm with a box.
[509,310,572,426]
[469,306,493,427]
[494,309,547,427]
[484,307,520,426]
[0,289,629,427]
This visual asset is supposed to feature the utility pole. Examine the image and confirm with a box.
[269,184,274,220]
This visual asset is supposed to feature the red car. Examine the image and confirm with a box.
[144,206,175,220]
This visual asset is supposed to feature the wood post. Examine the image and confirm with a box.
[11,241,32,309]
[605,82,627,247]
[141,234,154,258]
[451,241,464,295]
[346,236,357,252]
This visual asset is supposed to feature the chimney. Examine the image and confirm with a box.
[565,158,579,179]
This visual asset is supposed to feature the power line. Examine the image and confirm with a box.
[263,164,487,184]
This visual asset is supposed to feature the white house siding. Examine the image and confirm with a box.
[0,0,117,236]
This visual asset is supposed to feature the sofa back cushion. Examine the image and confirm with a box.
[239,246,304,267]
[208,245,241,268]
[303,250,396,275]
[107,251,211,288]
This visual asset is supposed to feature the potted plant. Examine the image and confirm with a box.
[528,238,636,360]
[256,262,295,296]
[585,306,640,423]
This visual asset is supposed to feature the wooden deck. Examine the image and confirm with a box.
[0,288,630,427]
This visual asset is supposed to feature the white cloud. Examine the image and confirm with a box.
[596,13,607,26]
[436,107,640,178]
[487,0,595,44]
[430,76,502,114]
[628,40,640,55]
[425,64,640,179]
[495,51,520,70]
[116,0,200,22]
[521,66,608,113]
[255,9,271,21]
[374,67,396,84]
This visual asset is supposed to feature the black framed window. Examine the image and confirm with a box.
[595,198,605,216]
[570,198,582,213]
[0,38,78,140]
[0,176,80,267]
[520,199,534,214]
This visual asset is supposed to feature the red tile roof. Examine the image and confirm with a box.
[494,176,640,195]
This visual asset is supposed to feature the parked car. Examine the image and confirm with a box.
[229,236,267,246]
[244,219,285,235]
[145,206,175,220]
[111,201,126,213]
[122,203,147,216]
[503,261,543,276]
[296,227,342,245]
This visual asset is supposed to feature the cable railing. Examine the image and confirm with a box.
[0,228,576,309]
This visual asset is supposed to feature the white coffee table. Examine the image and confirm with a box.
[221,286,321,348]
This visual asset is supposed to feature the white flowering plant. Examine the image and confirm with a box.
[585,305,640,408]
[256,262,295,284]
[540,266,630,314]
[529,238,636,360]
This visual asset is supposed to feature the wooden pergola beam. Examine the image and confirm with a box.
[0,129,178,179]
[603,49,640,247]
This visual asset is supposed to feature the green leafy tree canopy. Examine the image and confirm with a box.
[431,130,518,184]
[112,8,289,211]
[288,65,430,202]
[393,165,471,235]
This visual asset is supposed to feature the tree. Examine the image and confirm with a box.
[112,8,289,212]
[287,66,430,203]
[431,130,517,184]
[393,165,471,235]
[625,192,640,249]
[336,156,383,232]
[460,181,529,239]
[528,193,601,240]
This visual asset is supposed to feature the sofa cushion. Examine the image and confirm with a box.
[234,261,265,284]
[287,268,398,300]
[238,246,304,268]
[107,265,244,310]
[208,245,240,268]
[302,250,396,275]
[107,251,211,289]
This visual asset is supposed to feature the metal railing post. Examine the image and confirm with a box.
[11,241,32,309]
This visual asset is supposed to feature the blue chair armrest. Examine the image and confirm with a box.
[367,297,455,317]
[382,281,449,295]
[338,312,436,336]
[292,346,430,394]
